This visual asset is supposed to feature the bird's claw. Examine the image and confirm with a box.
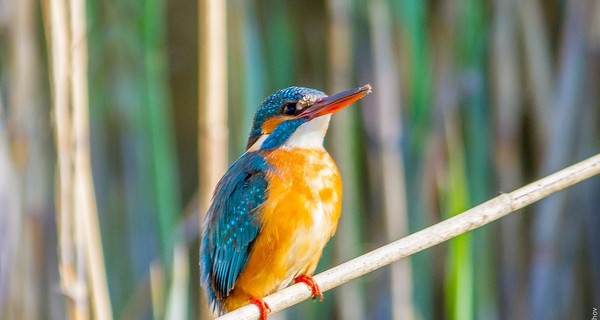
[294,274,324,301]
[250,296,271,320]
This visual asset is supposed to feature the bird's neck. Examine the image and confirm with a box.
[283,114,331,148]
[248,115,332,151]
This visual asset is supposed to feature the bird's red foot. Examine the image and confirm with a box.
[294,274,323,301]
[249,296,271,320]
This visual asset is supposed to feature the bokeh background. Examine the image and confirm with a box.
[1,0,599,319]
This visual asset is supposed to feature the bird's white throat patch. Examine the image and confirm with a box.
[283,114,331,148]
[248,115,332,151]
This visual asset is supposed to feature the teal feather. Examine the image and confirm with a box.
[200,152,269,313]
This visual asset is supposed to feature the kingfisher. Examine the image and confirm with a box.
[200,84,372,319]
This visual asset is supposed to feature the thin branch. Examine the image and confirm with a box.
[216,153,600,320]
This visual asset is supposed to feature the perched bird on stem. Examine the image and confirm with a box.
[200,84,372,319]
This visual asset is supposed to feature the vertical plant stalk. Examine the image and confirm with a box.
[198,0,228,317]
[164,244,190,320]
[327,0,366,319]
[0,98,21,319]
[491,0,525,318]
[46,0,112,317]
[0,93,13,319]
[6,0,46,317]
[518,0,553,151]
[198,0,228,214]
[442,111,473,320]
[369,0,414,319]
[46,0,83,317]
[241,3,264,148]
[150,263,166,319]
[69,0,112,318]
[143,0,181,264]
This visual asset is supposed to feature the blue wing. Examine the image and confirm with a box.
[200,152,270,313]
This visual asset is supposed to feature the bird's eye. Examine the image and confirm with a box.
[282,103,297,116]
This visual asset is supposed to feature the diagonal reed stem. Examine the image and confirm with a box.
[216,152,600,320]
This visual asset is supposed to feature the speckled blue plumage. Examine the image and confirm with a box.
[200,151,270,312]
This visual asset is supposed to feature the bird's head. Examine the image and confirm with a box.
[246,84,372,151]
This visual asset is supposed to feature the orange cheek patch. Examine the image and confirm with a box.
[261,116,294,134]
[261,117,283,133]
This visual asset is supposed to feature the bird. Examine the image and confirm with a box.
[200,84,372,319]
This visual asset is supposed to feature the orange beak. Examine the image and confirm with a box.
[301,84,372,120]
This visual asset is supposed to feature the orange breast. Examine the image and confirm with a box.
[223,147,342,311]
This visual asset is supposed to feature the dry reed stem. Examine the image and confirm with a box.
[216,153,600,320]
[198,0,228,213]
[198,0,228,318]
[165,244,190,320]
[47,0,112,317]
[68,0,112,317]
[46,0,84,317]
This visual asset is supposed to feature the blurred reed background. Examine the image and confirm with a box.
[0,0,599,319]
